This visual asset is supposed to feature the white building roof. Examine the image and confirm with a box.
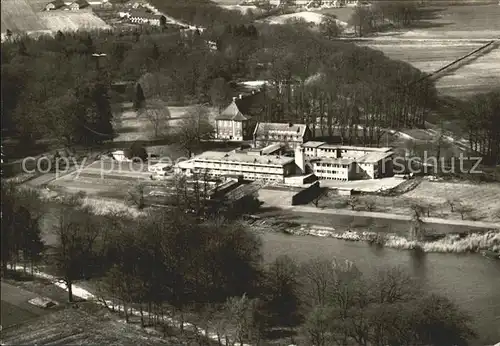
[261,143,282,155]
[302,141,326,148]
[318,144,392,152]
[194,151,294,166]
[254,122,309,138]
[357,151,394,163]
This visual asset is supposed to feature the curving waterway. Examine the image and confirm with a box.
[40,203,500,344]
[261,232,500,345]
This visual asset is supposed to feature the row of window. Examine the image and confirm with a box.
[318,177,349,181]
[315,170,343,175]
[316,163,349,168]
[199,168,282,181]
[195,162,283,173]
[259,135,301,141]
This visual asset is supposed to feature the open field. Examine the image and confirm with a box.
[356,5,500,98]
[113,102,218,142]
[1,0,110,36]
[38,11,111,32]
[314,6,355,24]
[435,44,500,98]
[1,281,62,329]
[0,307,179,345]
[27,0,57,12]
[210,0,243,4]
[1,0,47,34]
[261,11,350,28]
[319,180,500,222]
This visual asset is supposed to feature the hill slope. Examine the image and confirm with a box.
[1,0,46,34]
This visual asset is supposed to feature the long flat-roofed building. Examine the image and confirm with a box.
[174,150,296,182]
[296,142,394,180]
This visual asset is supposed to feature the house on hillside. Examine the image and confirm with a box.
[214,91,272,142]
[45,0,67,10]
[68,0,89,10]
[253,122,312,149]
[87,0,110,5]
[127,9,167,26]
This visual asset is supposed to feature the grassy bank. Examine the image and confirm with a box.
[284,225,500,255]
[30,185,500,256]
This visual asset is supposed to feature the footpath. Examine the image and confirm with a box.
[287,205,500,231]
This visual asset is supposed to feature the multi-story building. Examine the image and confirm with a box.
[253,122,312,149]
[214,91,269,141]
[296,142,394,180]
[174,142,394,183]
[121,9,166,26]
[174,148,296,182]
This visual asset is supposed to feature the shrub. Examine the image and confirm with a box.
[124,142,147,161]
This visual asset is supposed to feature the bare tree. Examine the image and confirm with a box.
[176,105,214,157]
[346,196,359,211]
[446,198,461,212]
[363,197,376,211]
[411,202,425,220]
[311,188,328,208]
[455,203,473,220]
[53,202,101,302]
[319,16,343,40]
[127,183,147,210]
[139,99,171,138]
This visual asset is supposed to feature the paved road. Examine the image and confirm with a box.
[287,205,500,230]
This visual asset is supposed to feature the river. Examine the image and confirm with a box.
[40,204,500,344]
[260,231,500,345]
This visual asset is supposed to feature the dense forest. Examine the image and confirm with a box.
[1,0,498,163]
[1,19,436,150]
[1,181,478,345]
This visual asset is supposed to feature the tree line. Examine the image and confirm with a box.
[2,11,439,151]
[461,90,500,165]
[1,181,478,345]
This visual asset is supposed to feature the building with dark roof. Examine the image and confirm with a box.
[45,0,66,10]
[127,9,166,26]
[68,0,89,10]
[253,122,312,149]
[214,90,271,141]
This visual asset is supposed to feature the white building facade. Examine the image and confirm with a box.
[174,150,296,182]
[297,142,394,180]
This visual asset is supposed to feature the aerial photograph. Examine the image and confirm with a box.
[1,0,499,344]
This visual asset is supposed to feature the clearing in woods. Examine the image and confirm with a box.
[1,0,47,33]
[320,180,500,222]
[38,11,111,32]
[356,5,500,98]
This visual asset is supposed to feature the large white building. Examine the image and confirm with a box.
[296,142,394,181]
[174,147,296,182]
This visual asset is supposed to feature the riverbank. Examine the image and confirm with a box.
[281,224,500,256]
[29,185,500,256]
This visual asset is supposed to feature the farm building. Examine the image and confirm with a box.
[68,0,89,10]
[253,122,312,149]
[124,9,166,26]
[87,0,110,5]
[45,0,67,10]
